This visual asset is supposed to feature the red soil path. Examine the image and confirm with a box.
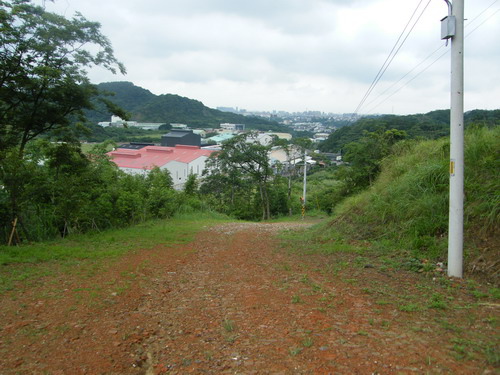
[0,222,497,374]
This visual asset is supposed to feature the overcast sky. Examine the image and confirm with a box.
[41,0,499,115]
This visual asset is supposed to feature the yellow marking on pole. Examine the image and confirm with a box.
[450,159,455,176]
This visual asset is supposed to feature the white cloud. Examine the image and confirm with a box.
[40,0,500,114]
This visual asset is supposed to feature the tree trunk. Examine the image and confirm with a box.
[258,184,266,221]
[18,129,30,158]
[264,186,270,220]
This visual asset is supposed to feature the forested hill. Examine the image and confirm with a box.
[88,81,283,130]
[319,109,500,152]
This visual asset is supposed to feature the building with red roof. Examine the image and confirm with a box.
[108,145,215,189]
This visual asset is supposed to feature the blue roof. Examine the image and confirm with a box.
[208,134,235,143]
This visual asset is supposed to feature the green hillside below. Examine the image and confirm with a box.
[312,126,499,283]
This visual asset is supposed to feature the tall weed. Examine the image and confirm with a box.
[330,127,499,262]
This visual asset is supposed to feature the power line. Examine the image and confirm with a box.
[353,0,432,114]
[465,0,498,29]
[465,6,500,37]
[363,44,446,110]
[353,0,427,114]
[363,0,433,109]
[364,49,448,114]
[361,3,500,114]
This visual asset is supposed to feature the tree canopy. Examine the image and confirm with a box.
[0,0,126,154]
[318,109,500,153]
[201,133,290,220]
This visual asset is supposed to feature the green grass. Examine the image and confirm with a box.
[298,127,499,274]
[279,222,365,256]
[0,212,230,292]
[302,337,314,348]
[398,303,421,312]
[289,347,303,356]
[222,318,236,333]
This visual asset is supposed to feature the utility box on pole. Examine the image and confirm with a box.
[441,15,456,40]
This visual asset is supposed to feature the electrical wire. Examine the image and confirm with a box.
[362,44,446,110]
[360,2,500,115]
[465,6,500,37]
[353,0,430,114]
[464,0,498,29]
[360,0,433,110]
[364,49,449,114]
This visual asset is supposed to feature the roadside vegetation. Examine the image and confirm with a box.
[0,211,230,293]
[286,125,499,283]
[0,140,216,243]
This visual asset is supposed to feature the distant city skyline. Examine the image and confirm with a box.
[40,0,500,115]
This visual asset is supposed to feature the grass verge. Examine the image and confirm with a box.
[0,212,230,292]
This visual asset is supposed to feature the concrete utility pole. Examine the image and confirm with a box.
[302,149,307,205]
[445,0,465,278]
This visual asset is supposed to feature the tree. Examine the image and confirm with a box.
[202,133,275,220]
[183,173,198,196]
[0,0,126,155]
[272,138,294,215]
[343,128,407,187]
[273,137,312,216]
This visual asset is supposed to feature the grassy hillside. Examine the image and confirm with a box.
[86,81,283,131]
[316,126,499,282]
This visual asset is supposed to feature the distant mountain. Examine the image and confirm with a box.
[87,81,283,131]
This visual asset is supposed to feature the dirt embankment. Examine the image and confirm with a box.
[0,222,498,374]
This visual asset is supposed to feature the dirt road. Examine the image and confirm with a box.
[0,222,497,374]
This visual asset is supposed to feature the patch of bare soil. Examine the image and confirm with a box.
[0,222,498,374]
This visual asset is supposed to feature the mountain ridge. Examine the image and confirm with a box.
[88,81,283,131]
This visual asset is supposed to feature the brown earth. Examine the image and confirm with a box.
[0,222,498,374]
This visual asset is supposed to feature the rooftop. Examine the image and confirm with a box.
[108,145,214,170]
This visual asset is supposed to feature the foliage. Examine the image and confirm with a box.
[330,126,499,272]
[319,109,500,153]
[81,124,164,143]
[0,212,230,292]
[183,174,199,196]
[0,0,125,154]
[200,133,289,220]
[85,81,284,132]
[342,128,407,187]
[0,141,208,244]
[298,129,407,215]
